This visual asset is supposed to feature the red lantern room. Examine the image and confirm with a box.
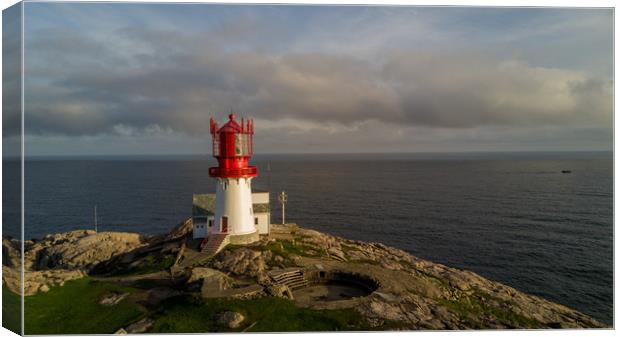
[208,113,258,178]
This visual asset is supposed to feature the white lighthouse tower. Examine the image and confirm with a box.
[205,113,260,249]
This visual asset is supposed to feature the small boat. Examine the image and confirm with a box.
[561,170,572,174]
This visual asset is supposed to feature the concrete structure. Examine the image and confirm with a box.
[192,191,270,239]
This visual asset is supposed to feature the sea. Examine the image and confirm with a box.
[2,151,613,324]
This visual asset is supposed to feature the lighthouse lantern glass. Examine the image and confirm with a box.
[235,134,250,156]
[209,114,257,178]
[212,133,220,156]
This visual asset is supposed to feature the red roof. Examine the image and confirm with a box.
[210,113,254,135]
[218,113,242,133]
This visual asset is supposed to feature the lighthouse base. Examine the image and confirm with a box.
[227,231,260,245]
[192,191,271,240]
[202,231,260,255]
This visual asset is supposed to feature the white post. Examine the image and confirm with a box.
[278,191,288,225]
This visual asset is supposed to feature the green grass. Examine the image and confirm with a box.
[111,254,176,276]
[10,272,413,333]
[2,285,21,334]
[223,244,245,251]
[262,239,323,259]
[134,254,176,274]
[259,239,326,268]
[23,277,147,334]
[438,293,543,329]
[150,295,392,332]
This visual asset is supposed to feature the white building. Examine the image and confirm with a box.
[192,190,270,239]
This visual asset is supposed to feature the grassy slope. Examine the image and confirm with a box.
[2,285,21,335]
[14,277,402,333]
[22,277,146,334]
[150,295,396,333]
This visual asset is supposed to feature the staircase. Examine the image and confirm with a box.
[173,236,225,271]
[269,269,308,290]
[201,234,228,256]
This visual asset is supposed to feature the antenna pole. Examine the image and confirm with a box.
[278,191,288,225]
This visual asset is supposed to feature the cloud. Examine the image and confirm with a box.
[383,54,612,128]
[2,4,22,139]
[23,26,612,135]
[15,4,613,154]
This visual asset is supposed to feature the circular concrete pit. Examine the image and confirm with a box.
[293,270,379,303]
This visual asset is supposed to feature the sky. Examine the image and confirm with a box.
[2,3,614,156]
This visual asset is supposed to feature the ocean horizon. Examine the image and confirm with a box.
[8,149,613,160]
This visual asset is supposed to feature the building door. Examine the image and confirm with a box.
[221,216,228,233]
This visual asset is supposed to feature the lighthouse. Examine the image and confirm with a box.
[204,113,260,247]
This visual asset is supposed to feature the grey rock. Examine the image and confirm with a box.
[327,247,346,261]
[216,311,245,329]
[267,284,294,300]
[99,292,129,306]
[22,231,145,272]
[125,318,154,333]
[209,248,266,279]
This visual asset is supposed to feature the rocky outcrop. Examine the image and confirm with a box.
[187,267,230,284]
[163,218,193,242]
[2,237,21,268]
[2,230,146,296]
[125,318,154,333]
[266,283,294,300]
[252,224,607,329]
[3,264,86,296]
[208,248,268,281]
[33,231,145,271]
[2,222,608,330]
[186,267,234,295]
[216,311,245,329]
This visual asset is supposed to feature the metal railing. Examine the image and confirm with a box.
[208,166,257,177]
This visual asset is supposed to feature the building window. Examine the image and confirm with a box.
[255,217,259,225]
[208,219,213,227]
